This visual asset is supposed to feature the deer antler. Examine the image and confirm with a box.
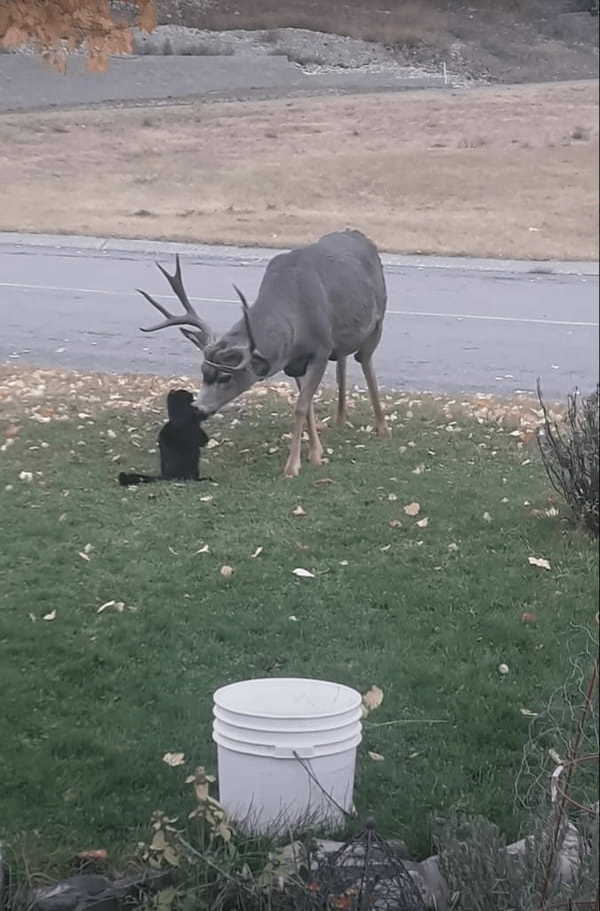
[233,284,258,354]
[138,255,214,351]
[202,285,263,374]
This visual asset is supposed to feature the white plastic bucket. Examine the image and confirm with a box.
[213,677,362,833]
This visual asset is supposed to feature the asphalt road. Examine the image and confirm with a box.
[0,54,444,113]
[0,239,597,399]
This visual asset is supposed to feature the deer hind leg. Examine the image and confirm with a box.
[336,357,347,426]
[356,323,389,438]
[286,361,327,477]
[294,378,324,467]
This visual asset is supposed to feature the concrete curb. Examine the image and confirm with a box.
[0,231,597,276]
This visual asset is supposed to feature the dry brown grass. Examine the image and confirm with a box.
[0,81,597,259]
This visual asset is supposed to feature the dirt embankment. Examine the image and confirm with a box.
[151,0,600,84]
[0,81,597,260]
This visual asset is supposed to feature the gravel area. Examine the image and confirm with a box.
[130,24,456,81]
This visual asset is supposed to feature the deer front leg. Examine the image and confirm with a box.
[336,357,347,426]
[285,360,327,477]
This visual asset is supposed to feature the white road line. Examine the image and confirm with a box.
[0,281,597,328]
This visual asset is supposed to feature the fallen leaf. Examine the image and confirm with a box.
[368,751,385,762]
[42,610,57,621]
[403,502,421,517]
[448,542,459,552]
[288,615,300,622]
[292,568,315,578]
[77,849,108,862]
[388,519,402,528]
[250,546,263,559]
[498,663,510,675]
[196,544,209,554]
[380,544,392,552]
[416,517,429,528]
[313,478,335,486]
[387,493,398,501]
[83,543,93,554]
[292,505,306,517]
[220,565,234,578]
[162,752,185,767]
[520,708,539,718]
[412,464,425,475]
[168,547,178,556]
[521,611,538,624]
[78,551,91,562]
[528,556,551,571]
[362,685,384,716]
[98,601,125,614]
[482,512,492,523]
[19,470,33,482]
[551,764,565,803]
[206,439,220,449]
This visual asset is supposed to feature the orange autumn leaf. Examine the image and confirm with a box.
[0,0,155,70]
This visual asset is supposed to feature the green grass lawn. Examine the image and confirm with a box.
[0,368,597,872]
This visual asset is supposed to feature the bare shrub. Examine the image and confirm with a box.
[571,125,591,141]
[537,381,599,537]
[458,135,488,148]
[436,628,599,909]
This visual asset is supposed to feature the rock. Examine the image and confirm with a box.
[505,822,581,886]
[0,845,9,911]
[28,870,175,911]
[403,857,449,910]
[29,875,116,911]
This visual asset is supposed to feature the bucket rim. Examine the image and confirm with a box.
[213,703,363,733]
[214,677,362,720]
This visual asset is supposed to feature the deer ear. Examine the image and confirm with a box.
[251,351,270,378]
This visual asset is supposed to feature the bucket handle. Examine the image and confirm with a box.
[274,746,315,759]
[293,750,354,821]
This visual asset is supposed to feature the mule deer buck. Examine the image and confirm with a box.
[138,229,389,477]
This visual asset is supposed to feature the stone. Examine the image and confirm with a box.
[29,875,116,911]
[403,857,449,910]
[506,822,581,886]
[28,869,175,911]
[0,845,9,911]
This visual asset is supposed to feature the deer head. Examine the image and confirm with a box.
[138,256,270,418]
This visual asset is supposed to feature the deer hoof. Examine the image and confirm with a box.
[309,446,323,466]
[284,460,301,478]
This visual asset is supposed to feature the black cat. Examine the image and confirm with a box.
[119,389,209,486]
